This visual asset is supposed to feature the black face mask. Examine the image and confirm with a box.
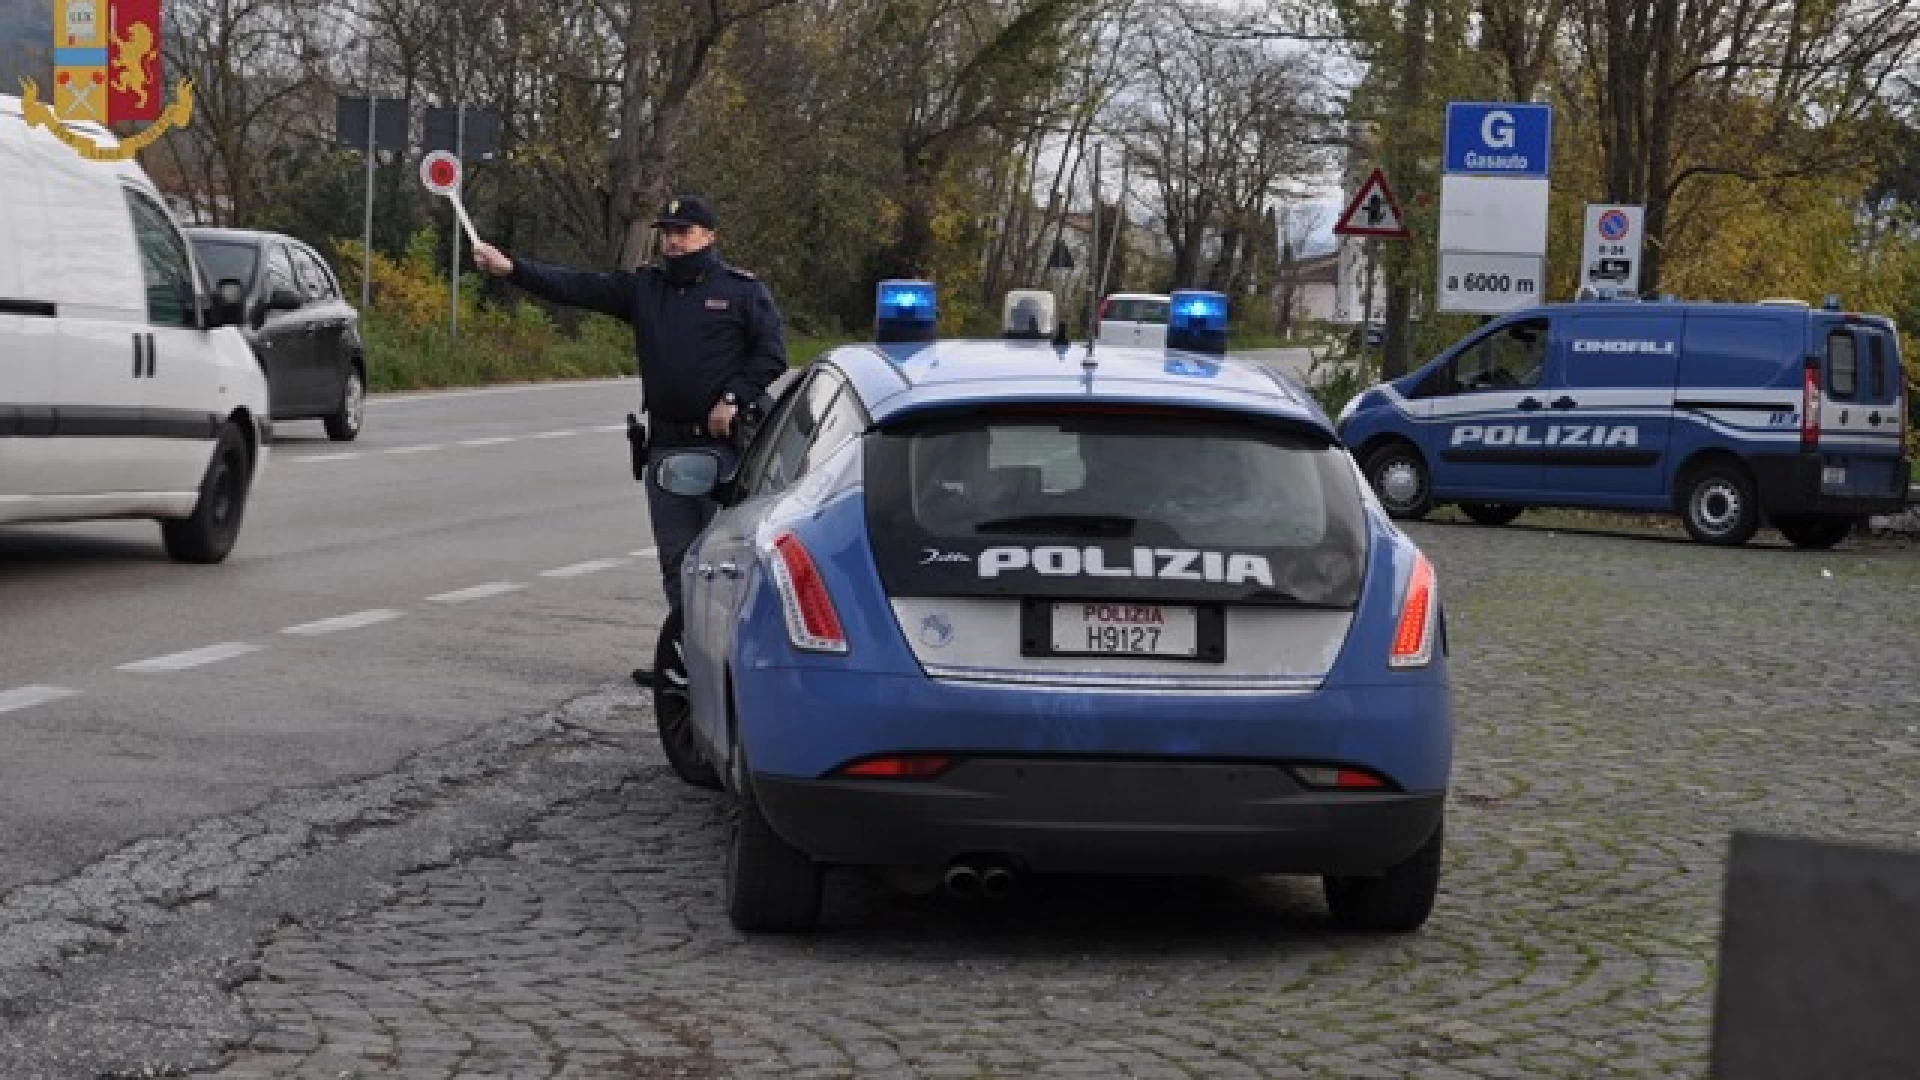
[663,246,717,286]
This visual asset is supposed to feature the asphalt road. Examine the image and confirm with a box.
[0,380,666,894]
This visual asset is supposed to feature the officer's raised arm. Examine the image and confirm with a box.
[471,241,636,323]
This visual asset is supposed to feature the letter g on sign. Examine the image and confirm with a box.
[1481,110,1516,149]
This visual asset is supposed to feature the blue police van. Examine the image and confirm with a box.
[648,285,1453,934]
[1336,297,1910,548]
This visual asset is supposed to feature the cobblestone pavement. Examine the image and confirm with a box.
[4,518,1917,1079]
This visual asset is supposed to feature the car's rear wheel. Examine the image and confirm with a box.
[726,742,822,933]
[324,363,364,442]
[161,423,252,564]
[1323,818,1443,934]
[654,609,721,790]
[1679,460,1760,546]
[1459,502,1524,527]
[1773,515,1853,550]
[1363,442,1433,520]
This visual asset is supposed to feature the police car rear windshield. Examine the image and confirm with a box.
[865,412,1368,607]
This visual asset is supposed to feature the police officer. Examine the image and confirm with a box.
[471,195,787,659]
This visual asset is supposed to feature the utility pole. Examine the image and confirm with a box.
[360,28,376,313]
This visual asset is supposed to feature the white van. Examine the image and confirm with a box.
[1095,292,1170,348]
[1,95,269,563]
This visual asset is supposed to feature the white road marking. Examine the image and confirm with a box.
[369,379,628,407]
[282,609,405,637]
[592,424,627,434]
[292,453,361,463]
[384,444,443,455]
[428,581,526,604]
[0,685,77,714]
[459,437,517,447]
[119,642,261,673]
[540,558,628,579]
[532,430,580,440]
[631,547,659,559]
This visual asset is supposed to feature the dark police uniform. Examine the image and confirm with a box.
[499,196,787,612]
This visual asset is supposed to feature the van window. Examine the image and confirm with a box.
[1827,330,1857,399]
[1868,333,1886,399]
[1442,318,1547,394]
[123,190,197,328]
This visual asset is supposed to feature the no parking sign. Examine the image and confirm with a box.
[1579,204,1645,296]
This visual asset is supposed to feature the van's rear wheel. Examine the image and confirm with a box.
[1774,515,1853,550]
[1459,503,1523,527]
[1363,443,1433,520]
[1679,461,1760,547]
[161,423,252,564]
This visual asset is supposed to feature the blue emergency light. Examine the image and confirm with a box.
[876,280,938,343]
[1167,290,1229,354]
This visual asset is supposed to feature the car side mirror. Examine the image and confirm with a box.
[209,278,247,328]
[268,286,304,312]
[652,448,724,497]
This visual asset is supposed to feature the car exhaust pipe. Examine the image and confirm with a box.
[943,864,981,897]
[979,864,1016,899]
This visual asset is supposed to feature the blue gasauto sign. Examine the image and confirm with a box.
[1444,103,1553,177]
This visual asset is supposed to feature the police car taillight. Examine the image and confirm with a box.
[1294,766,1390,791]
[768,532,847,653]
[1388,552,1437,669]
[1801,359,1820,451]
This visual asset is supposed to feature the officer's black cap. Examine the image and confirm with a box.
[653,195,717,230]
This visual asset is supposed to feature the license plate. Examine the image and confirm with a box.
[1823,466,1847,487]
[1051,603,1198,657]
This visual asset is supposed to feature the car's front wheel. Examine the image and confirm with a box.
[654,609,721,790]
[324,363,365,442]
[1323,818,1443,933]
[161,423,252,564]
[726,742,822,933]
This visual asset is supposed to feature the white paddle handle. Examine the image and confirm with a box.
[449,192,481,249]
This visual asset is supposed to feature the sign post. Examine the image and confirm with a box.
[1437,102,1553,314]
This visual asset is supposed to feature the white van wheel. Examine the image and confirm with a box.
[162,424,252,564]
[1680,462,1759,547]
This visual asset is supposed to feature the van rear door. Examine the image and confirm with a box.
[1814,318,1908,501]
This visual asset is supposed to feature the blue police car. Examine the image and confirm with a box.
[649,284,1452,933]
[1337,297,1910,547]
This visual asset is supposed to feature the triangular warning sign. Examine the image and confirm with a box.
[1333,167,1410,239]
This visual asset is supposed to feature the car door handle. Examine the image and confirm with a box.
[1550,395,1577,410]
[718,561,740,579]
[1517,397,1543,411]
[697,563,716,580]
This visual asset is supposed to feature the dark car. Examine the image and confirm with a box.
[186,228,366,441]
